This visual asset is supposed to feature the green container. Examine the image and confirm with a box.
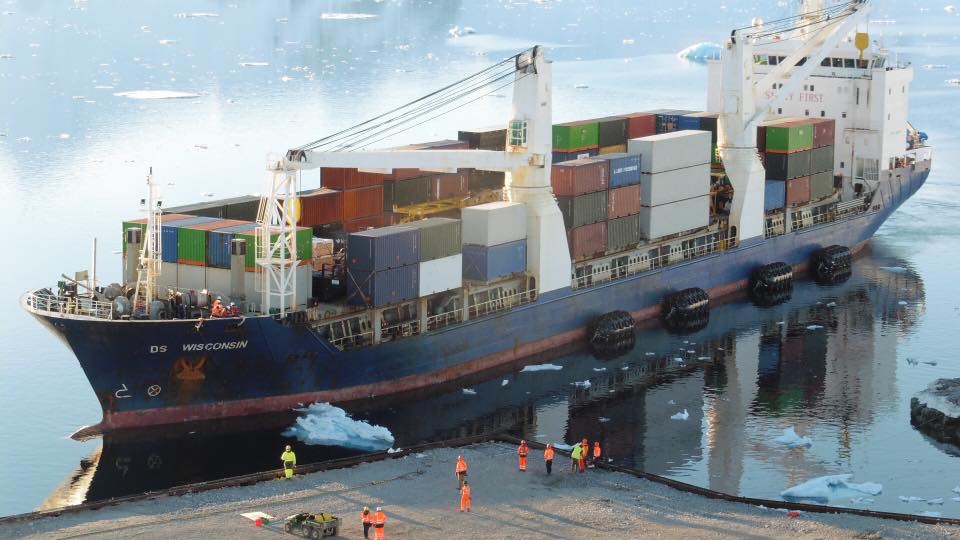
[234,226,310,268]
[764,123,814,153]
[711,144,721,165]
[296,227,312,261]
[121,221,147,253]
[557,191,607,229]
[811,145,834,174]
[392,176,433,207]
[409,217,461,262]
[177,227,207,263]
[553,121,599,150]
[810,170,835,200]
[607,214,641,252]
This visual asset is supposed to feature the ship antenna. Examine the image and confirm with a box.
[132,167,162,314]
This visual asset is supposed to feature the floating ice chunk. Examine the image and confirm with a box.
[670,409,689,420]
[927,498,944,505]
[621,366,629,370]
[879,266,909,273]
[501,379,509,386]
[572,380,591,388]
[159,39,176,45]
[946,78,960,87]
[202,192,214,197]
[386,447,401,454]
[899,495,926,502]
[953,486,960,494]
[598,417,611,423]
[280,75,294,82]
[574,84,588,89]
[283,402,394,451]
[773,427,813,448]
[677,42,721,63]
[898,300,908,305]
[850,497,874,504]
[114,90,200,99]
[922,64,949,70]
[668,399,676,405]
[462,388,476,395]
[782,475,882,502]
[239,61,270,67]
[592,367,606,372]
[622,38,635,45]
[952,497,960,502]
[826,302,837,307]
[320,13,376,20]
[686,349,695,354]
[920,511,942,517]
[645,352,655,356]
[58,133,70,139]
[194,144,208,149]
[0,53,13,59]
[16,136,30,142]
[176,12,220,18]
[414,452,427,458]
[806,325,824,330]
[945,5,956,13]
[521,363,562,372]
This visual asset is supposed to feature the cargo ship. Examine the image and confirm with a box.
[22,1,932,436]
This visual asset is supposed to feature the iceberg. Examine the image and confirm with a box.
[773,427,813,448]
[677,42,722,63]
[670,409,689,421]
[462,388,477,395]
[572,380,591,388]
[521,363,562,372]
[283,403,394,451]
[782,475,882,502]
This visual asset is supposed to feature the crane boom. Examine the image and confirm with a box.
[283,149,543,174]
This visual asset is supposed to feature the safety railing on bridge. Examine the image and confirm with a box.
[21,291,114,321]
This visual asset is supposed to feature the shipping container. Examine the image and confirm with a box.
[568,222,607,260]
[299,188,343,227]
[343,185,384,220]
[809,118,836,148]
[458,126,507,151]
[347,224,419,272]
[165,196,262,221]
[551,158,609,196]
[598,153,641,188]
[640,163,711,206]
[461,201,527,246]
[122,213,194,253]
[160,216,218,264]
[199,219,250,269]
[552,120,599,150]
[639,195,710,239]
[346,265,419,308]
[764,150,812,180]
[786,176,812,206]
[597,116,628,147]
[624,112,657,139]
[678,114,702,131]
[418,254,462,297]
[552,148,599,164]
[467,169,506,191]
[684,112,719,143]
[408,217,461,262]
[628,130,711,174]
[810,170,835,200]
[764,180,786,211]
[344,215,384,233]
[557,191,608,229]
[321,168,386,190]
[607,184,642,219]
[214,223,310,270]
[607,214,641,252]
[763,121,814,153]
[431,171,469,200]
[389,176,432,207]
[810,145,834,174]
[598,144,627,155]
[650,109,695,133]
[462,239,526,281]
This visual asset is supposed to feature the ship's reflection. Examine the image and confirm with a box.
[41,251,924,511]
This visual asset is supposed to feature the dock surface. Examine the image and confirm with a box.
[2,443,958,539]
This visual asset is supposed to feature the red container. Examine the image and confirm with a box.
[190,219,248,231]
[568,222,607,260]
[389,168,425,181]
[624,112,657,139]
[607,184,641,219]
[786,176,811,206]
[344,215,384,232]
[551,158,609,196]
[757,125,767,153]
[432,171,469,200]
[321,168,385,190]
[392,139,469,151]
[343,185,384,221]
[809,118,836,148]
[299,188,343,226]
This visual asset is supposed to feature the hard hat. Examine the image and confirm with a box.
[217,296,222,300]
[546,443,552,448]
[458,455,462,459]
[376,507,382,511]
[520,439,526,444]
[285,445,291,451]
[363,506,369,512]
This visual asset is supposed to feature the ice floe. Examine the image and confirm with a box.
[321,13,376,20]
[670,409,689,421]
[462,388,477,395]
[899,495,926,502]
[572,380,591,388]
[879,266,909,273]
[782,475,882,502]
[239,61,270,67]
[521,363,562,372]
[283,403,394,451]
[677,42,721,63]
[501,379,509,386]
[114,90,200,99]
[806,325,824,330]
[773,427,813,448]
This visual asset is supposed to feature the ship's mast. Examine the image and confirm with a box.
[258,163,299,315]
[132,168,162,312]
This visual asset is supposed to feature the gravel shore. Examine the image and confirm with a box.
[2,442,958,539]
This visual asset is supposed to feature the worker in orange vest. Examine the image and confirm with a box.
[360,506,373,539]
[578,438,588,473]
[460,480,472,512]
[543,443,554,475]
[455,455,468,489]
[592,441,602,468]
[373,507,386,540]
[517,440,529,472]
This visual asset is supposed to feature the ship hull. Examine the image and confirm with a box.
[32,163,930,435]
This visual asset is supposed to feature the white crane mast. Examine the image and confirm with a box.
[133,168,162,311]
[717,0,872,244]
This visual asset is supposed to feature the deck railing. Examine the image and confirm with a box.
[21,291,114,321]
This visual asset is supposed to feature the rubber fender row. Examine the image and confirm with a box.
[661,288,710,334]
[811,245,852,284]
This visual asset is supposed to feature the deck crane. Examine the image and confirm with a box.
[257,46,570,315]
[718,0,872,244]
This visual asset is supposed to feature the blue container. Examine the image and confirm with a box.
[160,216,217,263]
[346,265,419,308]
[462,239,526,281]
[207,229,236,269]
[348,225,420,272]
[552,148,598,164]
[678,114,702,131]
[599,153,641,188]
[764,180,786,211]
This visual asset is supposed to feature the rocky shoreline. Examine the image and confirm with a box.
[911,378,960,447]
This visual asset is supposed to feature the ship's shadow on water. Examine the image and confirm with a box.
[44,252,929,511]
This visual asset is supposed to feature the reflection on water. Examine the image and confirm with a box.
[43,250,959,518]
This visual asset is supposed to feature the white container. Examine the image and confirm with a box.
[628,130,711,174]
[460,201,527,246]
[205,267,232,295]
[178,264,206,291]
[418,254,463,297]
[641,163,711,206]
[639,195,710,239]
[159,262,179,288]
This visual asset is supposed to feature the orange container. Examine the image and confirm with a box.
[299,188,343,226]
[607,184,641,219]
[343,185,384,221]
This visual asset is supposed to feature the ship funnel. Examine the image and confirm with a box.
[124,227,142,286]
[230,238,246,301]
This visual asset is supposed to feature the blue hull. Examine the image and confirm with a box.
[31,163,930,433]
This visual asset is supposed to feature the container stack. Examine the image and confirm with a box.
[346,225,420,308]
[408,218,463,297]
[458,126,507,192]
[318,167,385,231]
[759,118,836,211]
[595,116,628,155]
[648,109,696,134]
[679,112,722,168]
[622,112,657,139]
[461,202,527,282]
[601,153,643,253]
[165,195,261,221]
[628,130,711,240]
[552,158,610,259]
[552,120,599,163]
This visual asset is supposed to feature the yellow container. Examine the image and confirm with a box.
[598,144,627,155]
